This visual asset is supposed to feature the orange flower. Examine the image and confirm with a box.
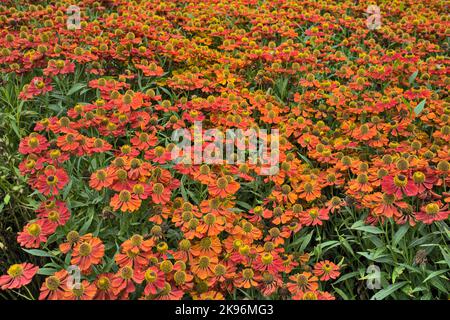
[150,182,171,204]
[193,165,216,184]
[148,282,184,300]
[94,273,117,300]
[59,231,92,254]
[89,168,114,190]
[115,234,154,269]
[196,212,226,236]
[272,184,298,204]
[207,263,236,288]
[297,181,321,202]
[382,174,418,197]
[172,239,193,262]
[234,268,259,289]
[415,202,449,224]
[253,252,284,274]
[351,123,377,141]
[111,266,144,297]
[56,133,81,152]
[8,0,450,302]
[299,208,329,226]
[130,131,158,150]
[126,158,153,180]
[34,165,69,196]
[17,220,52,248]
[348,173,373,193]
[232,220,263,242]
[363,192,409,219]
[143,267,166,295]
[190,237,222,257]
[19,133,49,154]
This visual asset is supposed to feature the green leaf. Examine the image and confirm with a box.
[398,263,421,274]
[414,99,426,115]
[62,179,73,200]
[288,230,313,250]
[318,240,340,250]
[367,235,384,247]
[47,103,62,112]
[410,233,435,247]
[333,286,350,300]
[297,152,312,167]
[64,252,72,265]
[339,236,355,256]
[185,188,199,204]
[411,286,427,293]
[180,177,188,201]
[429,277,448,293]
[371,281,408,300]
[79,207,95,234]
[299,230,314,252]
[392,266,405,283]
[236,201,252,210]
[393,224,409,246]
[333,271,360,284]
[8,117,20,138]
